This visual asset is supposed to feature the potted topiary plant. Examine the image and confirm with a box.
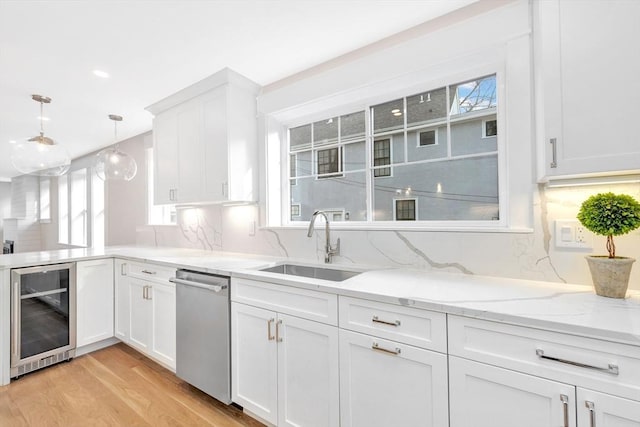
[577,192,640,298]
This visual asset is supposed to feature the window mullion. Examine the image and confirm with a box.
[365,107,373,222]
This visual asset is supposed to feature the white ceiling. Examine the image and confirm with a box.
[0,0,478,180]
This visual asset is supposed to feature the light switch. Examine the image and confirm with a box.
[560,226,573,242]
[555,220,592,249]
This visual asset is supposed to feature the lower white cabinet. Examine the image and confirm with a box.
[449,356,576,427]
[114,260,176,370]
[76,258,114,347]
[577,389,640,427]
[339,329,449,427]
[231,302,339,427]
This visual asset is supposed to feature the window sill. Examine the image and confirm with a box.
[262,224,534,233]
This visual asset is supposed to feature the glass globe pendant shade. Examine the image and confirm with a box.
[94,114,137,181]
[94,147,137,181]
[11,136,71,177]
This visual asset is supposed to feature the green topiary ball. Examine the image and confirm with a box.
[577,192,640,237]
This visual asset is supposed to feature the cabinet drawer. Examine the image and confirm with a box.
[448,315,640,401]
[125,261,176,283]
[231,278,338,325]
[339,296,447,353]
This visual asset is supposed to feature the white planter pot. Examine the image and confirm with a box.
[585,256,635,298]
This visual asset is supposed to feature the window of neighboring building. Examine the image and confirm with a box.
[290,154,297,185]
[418,130,437,147]
[317,147,342,178]
[291,203,301,219]
[394,199,416,221]
[373,139,391,177]
[483,118,497,138]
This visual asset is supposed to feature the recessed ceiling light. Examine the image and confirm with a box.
[38,116,50,121]
[93,69,110,78]
[8,140,16,144]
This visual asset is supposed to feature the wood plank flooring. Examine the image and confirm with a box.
[0,343,265,427]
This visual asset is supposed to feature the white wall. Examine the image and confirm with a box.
[0,182,11,241]
[106,132,150,245]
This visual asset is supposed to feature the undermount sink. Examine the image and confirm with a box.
[258,263,362,282]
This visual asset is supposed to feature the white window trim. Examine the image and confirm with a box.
[264,45,533,232]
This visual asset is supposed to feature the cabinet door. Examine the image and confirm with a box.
[449,356,576,427]
[578,388,640,427]
[114,260,129,342]
[537,0,640,177]
[76,259,114,347]
[128,279,151,352]
[175,98,203,203]
[149,281,176,370]
[153,110,179,204]
[201,86,229,201]
[340,330,449,427]
[231,302,278,425]
[277,313,339,427]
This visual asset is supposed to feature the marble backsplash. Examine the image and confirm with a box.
[137,182,640,290]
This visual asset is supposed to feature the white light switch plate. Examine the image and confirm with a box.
[555,220,592,249]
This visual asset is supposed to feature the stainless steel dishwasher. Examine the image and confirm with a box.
[170,269,231,404]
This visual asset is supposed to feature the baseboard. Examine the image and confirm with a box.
[75,337,120,356]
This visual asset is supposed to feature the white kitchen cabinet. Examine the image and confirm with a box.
[114,259,129,341]
[231,278,339,427]
[114,260,176,370]
[577,388,640,427]
[535,0,640,179]
[147,68,259,205]
[76,258,114,348]
[449,356,576,427]
[339,329,448,427]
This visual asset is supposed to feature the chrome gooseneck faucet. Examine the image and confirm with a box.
[307,210,340,263]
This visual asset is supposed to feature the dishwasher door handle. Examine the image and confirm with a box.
[170,277,227,292]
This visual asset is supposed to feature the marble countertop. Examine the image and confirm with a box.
[2,246,639,347]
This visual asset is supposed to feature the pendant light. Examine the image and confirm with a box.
[94,114,137,181]
[11,95,71,176]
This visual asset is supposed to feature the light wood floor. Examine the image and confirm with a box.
[0,343,265,427]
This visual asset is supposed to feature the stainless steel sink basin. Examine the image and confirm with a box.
[259,263,362,282]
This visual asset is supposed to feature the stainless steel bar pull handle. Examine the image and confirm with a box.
[560,394,569,427]
[143,286,148,300]
[142,270,156,275]
[121,263,127,276]
[536,349,619,375]
[371,342,401,355]
[550,138,558,168]
[267,318,275,341]
[147,286,152,300]
[372,315,401,327]
[276,319,283,342]
[585,401,596,427]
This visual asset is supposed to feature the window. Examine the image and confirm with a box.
[418,130,437,147]
[285,73,499,224]
[39,177,51,222]
[373,139,391,177]
[483,119,497,138]
[58,168,103,247]
[147,148,177,225]
[394,199,416,221]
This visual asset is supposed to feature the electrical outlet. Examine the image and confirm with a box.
[555,220,592,249]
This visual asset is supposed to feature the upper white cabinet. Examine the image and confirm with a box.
[535,0,640,179]
[146,68,260,205]
[76,258,114,348]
